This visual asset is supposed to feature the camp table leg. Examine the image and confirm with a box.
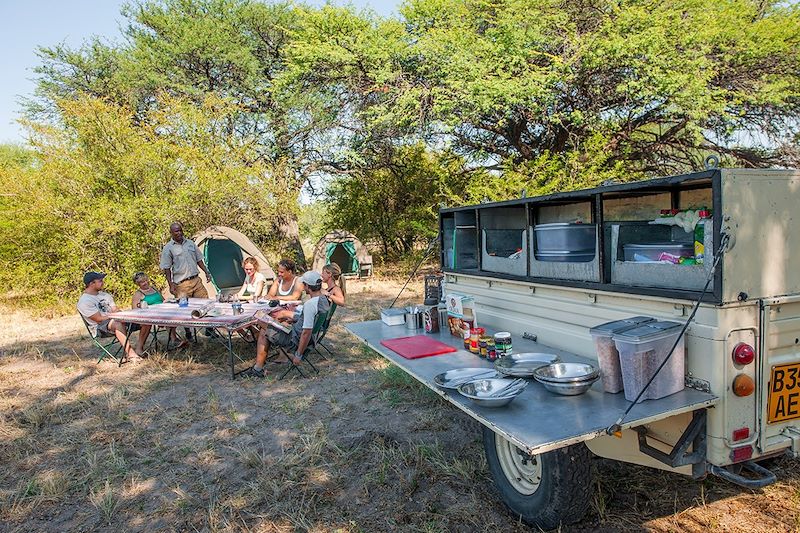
[119,322,134,367]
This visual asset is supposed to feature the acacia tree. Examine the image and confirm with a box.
[291,0,800,200]
[25,0,356,266]
[0,94,284,302]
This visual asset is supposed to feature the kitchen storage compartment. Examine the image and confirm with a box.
[444,211,479,270]
[610,220,713,291]
[480,207,527,276]
[590,316,655,393]
[530,223,600,281]
[613,321,685,402]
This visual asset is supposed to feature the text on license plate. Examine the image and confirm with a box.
[768,363,800,423]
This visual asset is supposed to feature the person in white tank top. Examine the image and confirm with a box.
[265,259,305,302]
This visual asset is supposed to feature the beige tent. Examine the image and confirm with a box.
[193,226,276,298]
[311,230,373,277]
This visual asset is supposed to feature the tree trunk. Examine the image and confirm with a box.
[275,212,307,270]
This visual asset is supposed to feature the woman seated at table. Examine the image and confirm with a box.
[322,262,346,307]
[131,271,188,349]
[264,259,305,302]
[236,257,266,302]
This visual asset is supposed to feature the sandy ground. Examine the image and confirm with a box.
[0,276,799,532]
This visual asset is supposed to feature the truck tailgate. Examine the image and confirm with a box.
[346,320,719,455]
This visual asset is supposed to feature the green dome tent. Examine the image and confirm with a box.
[311,230,373,278]
[193,225,276,298]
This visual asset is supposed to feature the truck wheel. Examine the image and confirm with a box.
[482,426,592,529]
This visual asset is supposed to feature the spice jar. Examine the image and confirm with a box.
[486,339,497,361]
[479,336,491,358]
[494,332,512,356]
[462,325,471,350]
[469,327,485,354]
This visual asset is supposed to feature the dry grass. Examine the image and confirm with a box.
[0,275,799,532]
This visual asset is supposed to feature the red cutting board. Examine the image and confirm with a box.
[380,335,457,359]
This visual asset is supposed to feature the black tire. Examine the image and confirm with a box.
[482,426,592,530]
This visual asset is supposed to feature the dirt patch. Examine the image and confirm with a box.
[1,277,799,532]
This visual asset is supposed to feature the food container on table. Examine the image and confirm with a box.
[589,316,655,393]
[622,243,694,262]
[494,332,513,356]
[381,308,406,326]
[613,321,685,402]
[404,306,425,330]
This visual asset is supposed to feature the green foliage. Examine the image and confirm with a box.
[325,143,476,258]
[0,94,287,304]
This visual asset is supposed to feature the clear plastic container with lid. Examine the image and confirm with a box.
[589,316,654,393]
[613,321,685,402]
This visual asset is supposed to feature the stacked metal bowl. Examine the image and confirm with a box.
[533,362,600,396]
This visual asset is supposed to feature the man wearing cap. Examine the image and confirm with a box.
[244,271,330,378]
[77,272,150,362]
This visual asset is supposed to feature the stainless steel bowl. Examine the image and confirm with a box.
[457,378,526,407]
[535,374,600,396]
[533,362,599,383]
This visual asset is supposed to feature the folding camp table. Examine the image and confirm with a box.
[109,298,291,379]
[346,320,718,456]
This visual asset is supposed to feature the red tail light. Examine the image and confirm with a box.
[732,342,755,365]
[731,445,753,462]
[732,428,750,441]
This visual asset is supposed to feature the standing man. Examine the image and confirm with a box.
[78,271,149,363]
[160,222,214,337]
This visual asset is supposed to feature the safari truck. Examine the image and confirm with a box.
[345,167,800,529]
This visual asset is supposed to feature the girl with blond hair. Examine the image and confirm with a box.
[321,262,346,306]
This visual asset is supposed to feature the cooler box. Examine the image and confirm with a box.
[613,321,685,402]
[589,316,654,393]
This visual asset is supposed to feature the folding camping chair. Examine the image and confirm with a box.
[80,315,123,364]
[309,303,336,361]
[277,308,330,380]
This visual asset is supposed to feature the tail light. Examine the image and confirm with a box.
[732,374,755,397]
[731,445,753,462]
[732,427,750,441]
[732,342,755,365]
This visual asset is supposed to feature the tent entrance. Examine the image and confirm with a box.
[204,238,245,290]
[326,242,359,275]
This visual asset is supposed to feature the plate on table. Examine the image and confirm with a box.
[495,352,561,377]
[433,368,499,389]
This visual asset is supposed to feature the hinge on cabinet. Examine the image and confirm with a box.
[685,375,711,393]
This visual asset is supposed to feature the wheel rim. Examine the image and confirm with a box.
[494,434,542,495]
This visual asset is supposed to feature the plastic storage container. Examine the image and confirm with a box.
[589,316,655,393]
[613,321,685,402]
[381,308,406,326]
[623,242,693,262]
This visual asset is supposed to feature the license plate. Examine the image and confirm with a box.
[767,363,800,423]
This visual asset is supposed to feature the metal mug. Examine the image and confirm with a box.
[139,300,148,310]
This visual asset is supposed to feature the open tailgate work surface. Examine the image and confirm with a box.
[346,320,718,455]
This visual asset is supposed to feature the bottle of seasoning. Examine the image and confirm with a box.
[486,339,497,361]
[469,327,485,354]
[462,325,471,350]
[694,209,711,264]
[494,332,512,356]
[479,336,490,358]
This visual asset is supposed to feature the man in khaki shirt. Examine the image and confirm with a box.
[160,222,215,338]
[160,222,212,298]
